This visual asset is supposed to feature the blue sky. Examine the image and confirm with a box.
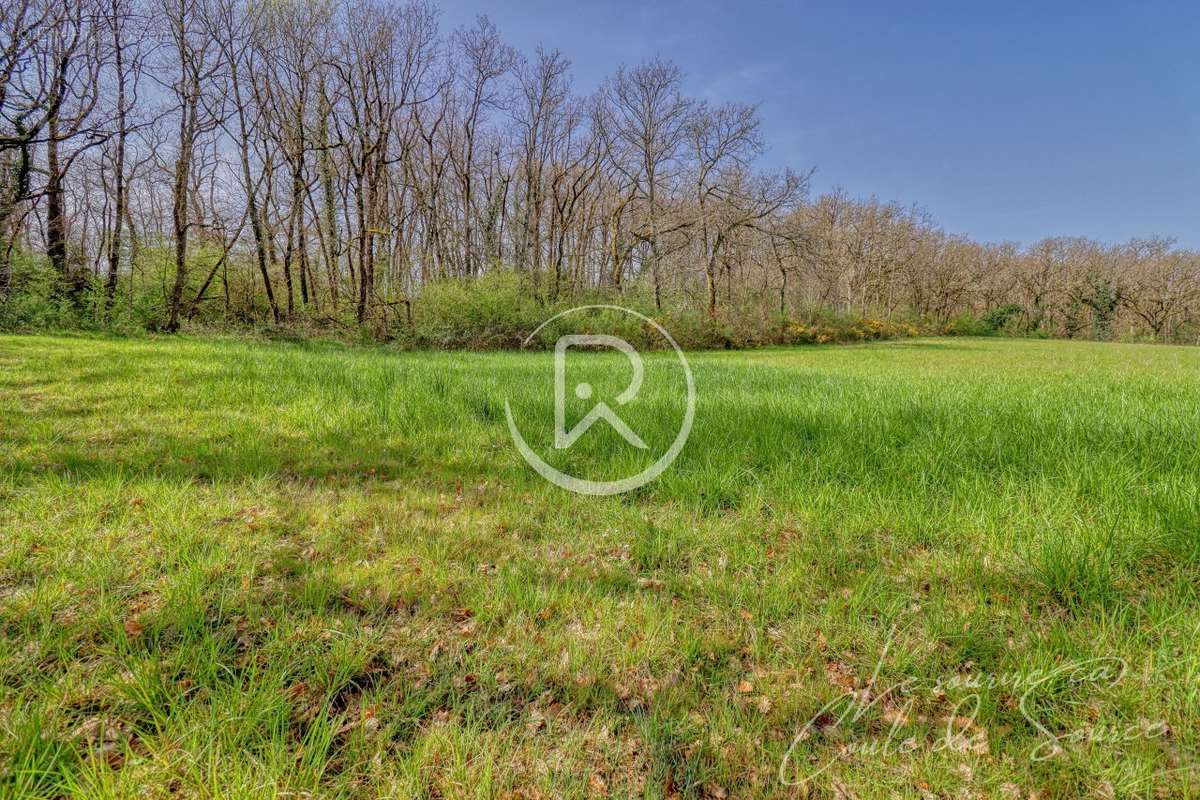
[438,0,1200,248]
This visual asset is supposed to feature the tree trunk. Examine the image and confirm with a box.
[165,158,190,331]
[105,29,128,310]
[46,116,69,285]
[317,89,340,309]
[230,56,279,323]
[165,94,196,333]
[354,164,370,324]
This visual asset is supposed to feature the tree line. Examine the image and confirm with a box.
[3,0,1198,344]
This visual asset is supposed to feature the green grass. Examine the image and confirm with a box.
[0,334,1197,799]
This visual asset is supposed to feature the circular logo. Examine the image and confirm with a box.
[504,305,695,496]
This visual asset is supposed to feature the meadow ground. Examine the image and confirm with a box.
[0,334,1197,799]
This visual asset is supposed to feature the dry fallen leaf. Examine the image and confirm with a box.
[588,772,607,796]
[831,778,857,800]
[881,705,909,727]
[824,660,857,690]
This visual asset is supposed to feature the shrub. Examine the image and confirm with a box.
[0,253,81,330]
[942,304,1025,337]
[408,270,543,348]
[981,303,1024,332]
[656,309,735,349]
[776,307,921,345]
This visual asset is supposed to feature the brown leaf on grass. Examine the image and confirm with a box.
[73,716,129,769]
[944,715,990,755]
[824,660,857,690]
[335,706,380,738]
[122,619,145,637]
[127,593,156,615]
[285,681,310,700]
[453,672,480,692]
[737,680,754,694]
[880,705,909,727]
[664,769,682,800]
[525,711,546,734]
[502,788,547,800]
[831,778,857,800]
[72,716,115,744]
[285,681,323,723]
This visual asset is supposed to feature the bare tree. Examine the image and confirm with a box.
[161,0,223,331]
[597,58,691,306]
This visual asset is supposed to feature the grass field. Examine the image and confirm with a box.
[1,334,1197,799]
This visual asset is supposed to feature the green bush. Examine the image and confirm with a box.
[402,272,736,351]
[654,309,733,349]
[775,306,921,345]
[941,304,1026,338]
[407,270,543,348]
[982,303,1024,334]
[0,245,193,335]
[0,253,79,330]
